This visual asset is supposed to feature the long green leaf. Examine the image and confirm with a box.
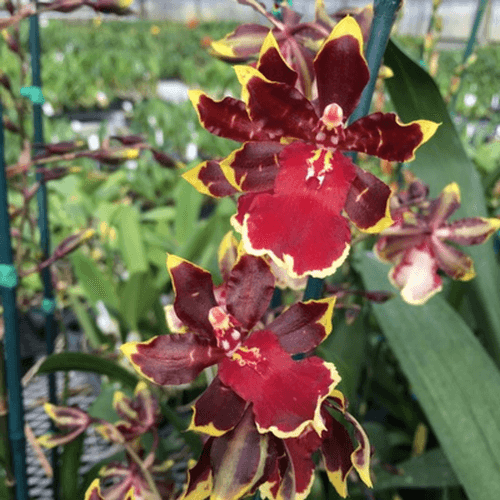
[68,294,105,349]
[37,353,138,389]
[384,39,500,365]
[71,253,119,311]
[357,253,500,500]
[114,205,148,274]
[59,434,84,500]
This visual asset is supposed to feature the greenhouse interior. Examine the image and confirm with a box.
[2,0,500,499]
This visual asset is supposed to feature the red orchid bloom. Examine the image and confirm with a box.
[210,0,373,98]
[184,16,438,280]
[121,252,340,440]
[181,391,371,500]
[375,181,500,304]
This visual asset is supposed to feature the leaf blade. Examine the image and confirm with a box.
[357,253,500,500]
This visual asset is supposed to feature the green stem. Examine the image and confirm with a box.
[124,442,161,500]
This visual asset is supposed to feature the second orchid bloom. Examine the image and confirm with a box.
[184,16,438,280]
[121,245,371,499]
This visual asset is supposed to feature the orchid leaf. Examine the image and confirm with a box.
[357,253,500,500]
[37,353,138,390]
[114,205,148,274]
[60,434,84,500]
[71,253,119,311]
[384,39,500,365]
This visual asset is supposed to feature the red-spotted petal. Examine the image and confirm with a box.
[189,90,271,142]
[436,217,500,246]
[189,377,247,436]
[218,330,340,438]
[268,297,336,355]
[344,166,393,233]
[219,141,283,193]
[257,31,298,87]
[181,440,214,500]
[342,112,439,162]
[182,160,239,198]
[225,254,275,330]
[314,16,368,117]
[241,192,351,279]
[234,65,318,142]
[389,240,443,305]
[167,255,217,339]
[210,407,269,500]
[120,334,225,386]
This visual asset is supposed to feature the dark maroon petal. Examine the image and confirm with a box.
[167,255,217,338]
[220,141,283,193]
[121,334,225,386]
[283,428,323,499]
[182,160,239,198]
[225,254,275,330]
[236,66,318,141]
[268,298,335,355]
[189,90,271,142]
[320,408,355,497]
[191,377,247,436]
[342,112,437,162]
[257,32,298,87]
[314,16,369,117]
[344,166,393,232]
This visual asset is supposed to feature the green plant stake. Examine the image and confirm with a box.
[0,101,29,500]
[29,12,59,498]
[304,0,403,301]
